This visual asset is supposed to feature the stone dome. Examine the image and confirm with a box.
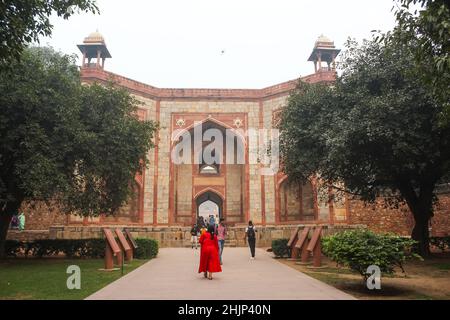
[316,34,332,43]
[314,34,335,48]
[84,31,105,44]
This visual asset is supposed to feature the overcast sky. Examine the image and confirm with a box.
[40,0,397,89]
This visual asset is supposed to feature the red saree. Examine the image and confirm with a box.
[198,232,222,273]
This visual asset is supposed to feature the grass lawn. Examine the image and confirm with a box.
[277,253,450,300]
[0,258,148,300]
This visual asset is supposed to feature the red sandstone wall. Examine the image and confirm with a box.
[348,199,414,236]
[348,193,450,237]
[20,201,67,230]
[431,193,450,236]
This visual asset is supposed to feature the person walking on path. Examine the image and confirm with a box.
[198,225,222,280]
[190,224,199,249]
[244,220,257,259]
[217,218,227,265]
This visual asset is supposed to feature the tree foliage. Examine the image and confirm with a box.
[0,0,98,66]
[383,0,450,124]
[0,47,157,257]
[279,38,450,256]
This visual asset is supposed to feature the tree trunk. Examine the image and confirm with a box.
[0,212,13,259]
[411,215,431,257]
[0,201,22,259]
[398,181,435,258]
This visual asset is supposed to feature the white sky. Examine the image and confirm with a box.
[40,0,397,89]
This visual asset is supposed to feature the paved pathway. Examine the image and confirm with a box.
[86,248,355,300]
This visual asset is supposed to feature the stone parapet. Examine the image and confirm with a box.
[80,68,335,102]
[6,224,365,248]
[6,230,50,241]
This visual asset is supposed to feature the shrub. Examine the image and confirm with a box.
[430,236,450,252]
[134,238,159,259]
[4,240,22,257]
[3,238,159,259]
[321,230,420,280]
[271,239,291,258]
[84,239,105,258]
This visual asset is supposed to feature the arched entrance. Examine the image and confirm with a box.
[198,201,219,221]
[196,191,223,225]
[170,114,249,226]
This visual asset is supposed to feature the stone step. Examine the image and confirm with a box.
[183,240,240,248]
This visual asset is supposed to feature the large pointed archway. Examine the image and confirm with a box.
[169,113,249,226]
[196,190,223,220]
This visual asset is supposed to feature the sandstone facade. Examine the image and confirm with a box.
[8,34,450,245]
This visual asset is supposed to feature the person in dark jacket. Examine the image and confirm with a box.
[244,220,257,259]
[190,224,200,249]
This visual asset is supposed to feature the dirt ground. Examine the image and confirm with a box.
[277,252,450,300]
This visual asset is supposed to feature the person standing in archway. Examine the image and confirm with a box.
[208,214,216,228]
[197,216,205,229]
[198,225,222,280]
[244,220,257,260]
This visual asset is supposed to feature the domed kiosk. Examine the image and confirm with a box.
[308,34,340,73]
[77,31,112,69]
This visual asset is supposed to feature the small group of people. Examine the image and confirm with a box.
[190,214,220,249]
[195,214,218,230]
[195,219,258,280]
[9,212,25,231]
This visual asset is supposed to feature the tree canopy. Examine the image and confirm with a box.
[0,0,98,66]
[0,47,157,257]
[279,38,450,256]
[385,0,450,124]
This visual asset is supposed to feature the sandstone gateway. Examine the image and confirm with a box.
[8,32,450,247]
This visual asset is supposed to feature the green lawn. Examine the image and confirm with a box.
[0,258,148,300]
[434,263,450,270]
[278,254,450,300]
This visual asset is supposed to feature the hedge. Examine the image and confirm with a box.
[4,238,159,259]
[134,238,159,259]
[271,239,291,258]
[429,236,450,252]
[322,230,420,280]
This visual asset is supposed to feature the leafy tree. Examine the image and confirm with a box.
[0,47,157,258]
[0,0,98,66]
[279,38,450,257]
[383,0,450,124]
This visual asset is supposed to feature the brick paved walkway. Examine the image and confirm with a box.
[86,247,355,300]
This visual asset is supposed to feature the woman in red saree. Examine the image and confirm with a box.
[198,225,222,280]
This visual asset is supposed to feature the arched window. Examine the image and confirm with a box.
[200,164,219,175]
